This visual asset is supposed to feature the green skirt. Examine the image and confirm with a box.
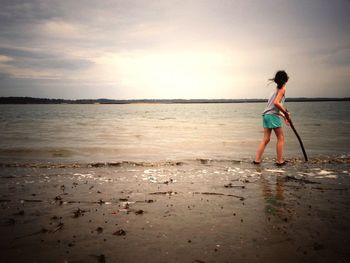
[262,114,282,129]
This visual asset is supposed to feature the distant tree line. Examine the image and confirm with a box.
[0,96,349,104]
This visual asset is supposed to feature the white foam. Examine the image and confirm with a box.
[317,170,333,175]
[302,172,315,176]
[144,169,156,174]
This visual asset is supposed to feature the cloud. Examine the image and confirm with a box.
[0,47,94,80]
[0,54,13,63]
[0,0,349,98]
[38,20,85,39]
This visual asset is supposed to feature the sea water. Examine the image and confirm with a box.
[0,101,349,163]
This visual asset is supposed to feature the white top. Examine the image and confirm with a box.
[262,90,285,115]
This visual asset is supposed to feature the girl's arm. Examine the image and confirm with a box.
[274,87,290,119]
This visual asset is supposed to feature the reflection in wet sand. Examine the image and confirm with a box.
[258,168,292,222]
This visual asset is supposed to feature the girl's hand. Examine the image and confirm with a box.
[284,117,290,126]
[281,110,291,126]
[284,111,291,126]
[284,109,291,121]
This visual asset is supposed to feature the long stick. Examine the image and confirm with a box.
[286,116,308,162]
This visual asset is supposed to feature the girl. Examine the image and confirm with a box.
[254,70,290,166]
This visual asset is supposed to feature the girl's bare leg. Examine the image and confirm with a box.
[255,128,272,162]
[273,127,285,163]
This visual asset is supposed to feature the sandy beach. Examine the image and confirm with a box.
[1,156,350,263]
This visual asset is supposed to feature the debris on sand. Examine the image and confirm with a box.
[162,178,174,184]
[284,175,319,184]
[89,162,105,168]
[311,186,349,191]
[135,209,144,215]
[149,191,177,196]
[96,227,104,234]
[224,183,245,189]
[51,222,64,233]
[193,192,245,200]
[54,195,64,205]
[136,199,155,203]
[22,199,42,203]
[73,208,88,218]
[113,229,126,236]
[198,158,210,164]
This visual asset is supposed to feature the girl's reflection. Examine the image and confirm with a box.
[257,168,291,221]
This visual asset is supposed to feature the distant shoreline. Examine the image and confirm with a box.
[0,97,349,104]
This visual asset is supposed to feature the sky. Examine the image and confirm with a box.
[0,0,349,99]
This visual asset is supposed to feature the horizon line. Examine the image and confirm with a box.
[0,96,349,104]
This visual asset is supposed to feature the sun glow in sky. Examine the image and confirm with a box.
[0,0,349,99]
[103,50,236,98]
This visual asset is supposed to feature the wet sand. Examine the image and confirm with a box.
[1,157,350,263]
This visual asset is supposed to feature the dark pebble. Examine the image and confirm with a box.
[96,227,103,233]
[113,229,126,236]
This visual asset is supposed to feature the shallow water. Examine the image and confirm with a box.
[0,101,349,163]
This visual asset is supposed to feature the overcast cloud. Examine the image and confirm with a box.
[0,0,349,99]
